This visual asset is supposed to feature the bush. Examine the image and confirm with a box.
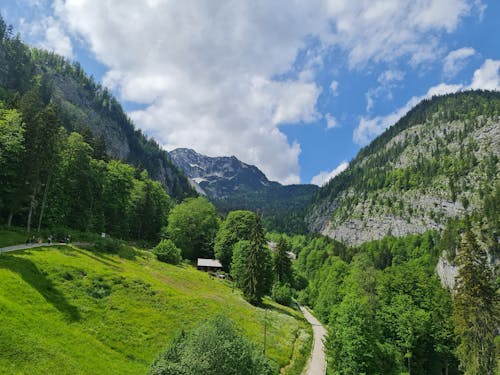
[149,315,272,375]
[153,239,182,265]
[94,237,122,254]
[272,282,293,306]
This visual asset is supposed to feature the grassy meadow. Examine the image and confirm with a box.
[0,240,311,374]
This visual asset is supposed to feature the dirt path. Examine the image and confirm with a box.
[300,305,327,375]
[0,242,87,253]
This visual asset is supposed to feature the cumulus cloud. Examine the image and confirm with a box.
[311,161,349,186]
[355,57,500,146]
[443,47,476,77]
[366,69,406,111]
[325,113,340,129]
[354,83,464,145]
[50,0,480,183]
[21,15,73,58]
[329,80,339,96]
[470,59,500,90]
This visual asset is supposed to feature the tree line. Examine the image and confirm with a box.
[0,84,172,242]
[293,210,498,374]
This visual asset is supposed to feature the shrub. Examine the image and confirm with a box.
[153,239,182,265]
[272,282,293,306]
[149,315,272,375]
[94,237,122,254]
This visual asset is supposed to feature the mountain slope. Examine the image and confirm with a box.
[0,25,194,200]
[306,90,500,245]
[170,148,318,234]
[0,243,309,374]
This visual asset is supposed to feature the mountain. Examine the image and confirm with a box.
[170,148,280,197]
[0,26,195,200]
[170,148,318,233]
[306,90,500,246]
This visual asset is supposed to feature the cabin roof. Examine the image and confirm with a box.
[197,258,222,268]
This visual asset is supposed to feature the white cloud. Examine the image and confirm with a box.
[21,15,73,58]
[443,47,476,77]
[49,0,480,183]
[354,83,464,145]
[311,161,349,186]
[325,113,340,129]
[354,57,500,145]
[470,59,500,90]
[326,0,474,67]
[366,69,406,111]
[378,70,405,85]
[329,80,339,96]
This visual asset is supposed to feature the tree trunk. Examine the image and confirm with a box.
[27,185,38,233]
[7,211,13,227]
[27,198,34,233]
[445,361,448,375]
[37,174,51,232]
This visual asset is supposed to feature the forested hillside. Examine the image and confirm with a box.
[307,91,500,246]
[291,180,499,374]
[0,16,195,201]
[170,148,318,234]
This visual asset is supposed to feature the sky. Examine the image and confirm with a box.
[2,0,500,186]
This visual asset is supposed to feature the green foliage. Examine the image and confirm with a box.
[296,231,459,374]
[214,184,317,234]
[0,243,306,374]
[231,216,273,305]
[153,239,182,265]
[271,283,293,306]
[214,210,256,270]
[150,315,273,375]
[453,230,498,375]
[273,236,293,284]
[164,197,219,260]
[310,90,500,236]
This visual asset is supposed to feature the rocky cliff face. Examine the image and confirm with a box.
[306,91,500,246]
[170,148,318,233]
[170,148,278,198]
[35,57,195,200]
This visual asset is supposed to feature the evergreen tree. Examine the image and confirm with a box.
[239,215,273,305]
[93,133,108,161]
[273,236,293,284]
[453,229,498,375]
[214,210,256,271]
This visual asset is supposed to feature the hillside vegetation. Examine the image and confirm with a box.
[0,242,310,374]
[0,15,194,200]
[307,91,500,245]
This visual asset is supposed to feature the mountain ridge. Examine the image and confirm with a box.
[170,148,318,234]
[306,90,500,247]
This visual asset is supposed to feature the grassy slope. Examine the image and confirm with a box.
[0,244,310,374]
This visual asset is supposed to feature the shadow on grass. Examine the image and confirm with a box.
[0,254,81,322]
[262,301,303,321]
[71,247,121,269]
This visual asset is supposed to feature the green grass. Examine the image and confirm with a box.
[0,243,310,374]
[0,227,30,247]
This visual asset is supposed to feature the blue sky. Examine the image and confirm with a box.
[2,1,500,185]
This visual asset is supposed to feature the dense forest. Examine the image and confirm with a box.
[0,17,183,241]
[292,183,499,374]
[214,183,317,234]
[0,15,195,202]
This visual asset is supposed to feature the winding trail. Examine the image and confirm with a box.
[300,305,327,375]
[0,242,86,253]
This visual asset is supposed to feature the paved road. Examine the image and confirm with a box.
[0,242,86,253]
[300,305,327,375]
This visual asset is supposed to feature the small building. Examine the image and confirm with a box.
[197,258,223,272]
